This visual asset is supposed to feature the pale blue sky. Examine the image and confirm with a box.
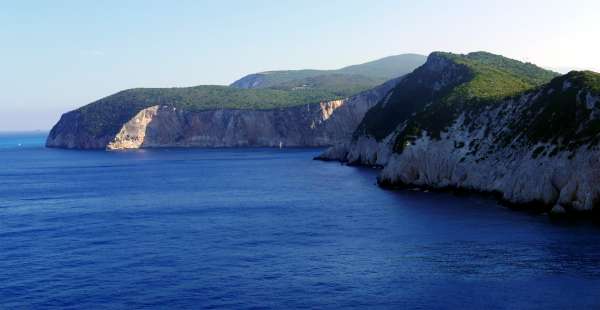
[1,0,599,130]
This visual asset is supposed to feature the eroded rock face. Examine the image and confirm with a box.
[45,111,113,149]
[47,77,401,150]
[107,106,160,150]
[377,117,600,212]
[320,85,600,213]
[318,52,600,213]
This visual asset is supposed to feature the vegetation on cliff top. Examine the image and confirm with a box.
[565,70,600,93]
[440,51,556,103]
[354,51,559,144]
[356,52,600,157]
[505,70,600,151]
[75,85,355,137]
[267,74,387,96]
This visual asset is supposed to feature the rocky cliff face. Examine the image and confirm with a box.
[319,52,600,214]
[377,84,600,214]
[47,77,400,150]
[317,52,473,166]
[46,111,116,149]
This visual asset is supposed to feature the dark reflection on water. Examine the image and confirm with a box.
[1,133,600,309]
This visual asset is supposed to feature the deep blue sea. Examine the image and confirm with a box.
[2,132,600,309]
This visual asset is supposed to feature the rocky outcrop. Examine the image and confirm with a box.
[107,106,160,150]
[376,85,600,213]
[47,77,401,150]
[315,135,394,167]
[319,52,600,214]
[46,111,115,149]
[316,52,471,165]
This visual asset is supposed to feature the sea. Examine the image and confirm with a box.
[2,132,600,309]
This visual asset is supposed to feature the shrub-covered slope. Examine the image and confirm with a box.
[377,70,600,213]
[354,51,559,142]
[320,51,600,214]
[66,85,357,138]
[266,74,388,96]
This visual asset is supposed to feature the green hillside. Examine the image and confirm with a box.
[336,54,428,79]
[355,51,559,142]
[230,54,426,89]
[267,74,387,97]
[442,51,558,102]
[506,70,600,150]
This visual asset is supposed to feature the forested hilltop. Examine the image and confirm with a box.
[319,51,600,215]
[230,54,427,89]
[355,51,559,141]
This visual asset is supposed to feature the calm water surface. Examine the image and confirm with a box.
[2,132,600,309]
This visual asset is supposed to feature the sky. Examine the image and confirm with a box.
[1,0,599,131]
